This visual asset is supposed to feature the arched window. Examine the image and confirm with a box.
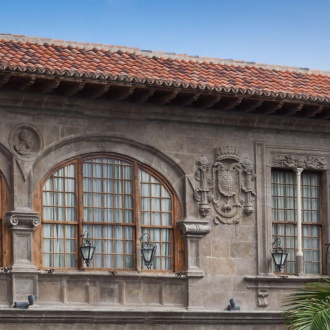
[38,155,182,271]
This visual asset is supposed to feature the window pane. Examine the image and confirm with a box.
[139,169,174,270]
[272,170,321,274]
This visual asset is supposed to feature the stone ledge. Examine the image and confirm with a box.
[0,309,283,325]
[244,274,321,283]
[37,270,187,279]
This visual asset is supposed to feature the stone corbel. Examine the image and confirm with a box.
[178,218,210,277]
[6,210,40,272]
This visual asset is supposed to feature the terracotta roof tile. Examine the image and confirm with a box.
[0,34,330,102]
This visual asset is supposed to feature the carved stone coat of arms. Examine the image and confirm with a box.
[194,147,256,225]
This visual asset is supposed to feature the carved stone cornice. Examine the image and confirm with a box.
[271,154,327,170]
[5,211,40,228]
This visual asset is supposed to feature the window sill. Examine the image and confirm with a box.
[244,274,322,283]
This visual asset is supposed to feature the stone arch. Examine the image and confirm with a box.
[32,134,186,208]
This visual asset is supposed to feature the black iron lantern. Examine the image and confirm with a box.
[79,231,96,267]
[271,238,288,272]
[141,233,157,269]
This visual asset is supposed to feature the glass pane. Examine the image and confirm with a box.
[162,199,171,212]
[141,184,150,197]
[151,184,160,197]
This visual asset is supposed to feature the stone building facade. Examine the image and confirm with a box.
[0,34,329,328]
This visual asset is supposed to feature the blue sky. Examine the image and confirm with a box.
[1,0,329,70]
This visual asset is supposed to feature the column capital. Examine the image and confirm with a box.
[293,167,304,175]
[5,210,40,228]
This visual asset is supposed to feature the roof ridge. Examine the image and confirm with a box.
[1,33,330,77]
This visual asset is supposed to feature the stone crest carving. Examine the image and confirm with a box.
[272,154,327,170]
[194,147,256,225]
[9,125,41,161]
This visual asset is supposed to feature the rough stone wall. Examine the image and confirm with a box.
[0,91,328,327]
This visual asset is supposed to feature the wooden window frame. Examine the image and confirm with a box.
[271,169,323,274]
[34,153,183,273]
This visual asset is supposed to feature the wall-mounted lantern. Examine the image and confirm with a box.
[141,233,157,269]
[79,231,96,267]
[271,238,288,272]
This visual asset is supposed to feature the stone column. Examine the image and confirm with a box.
[294,168,304,275]
[6,210,40,271]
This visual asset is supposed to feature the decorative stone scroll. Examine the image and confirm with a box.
[6,211,40,227]
[271,154,327,170]
[194,147,256,225]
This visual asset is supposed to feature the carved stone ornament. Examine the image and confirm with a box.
[9,125,42,161]
[194,147,256,225]
[257,289,269,307]
[194,155,212,217]
[272,154,327,170]
[6,211,40,227]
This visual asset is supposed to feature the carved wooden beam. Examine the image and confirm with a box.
[64,82,86,96]
[0,74,11,88]
[157,91,179,105]
[319,107,330,120]
[17,76,36,92]
[136,88,155,103]
[114,86,135,101]
[180,93,201,107]
[219,97,243,111]
[199,95,222,109]
[40,79,61,94]
[284,103,304,116]
[304,105,324,118]
[262,101,284,114]
[241,99,264,113]
[89,84,111,98]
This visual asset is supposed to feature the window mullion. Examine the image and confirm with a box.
[77,158,83,269]
[135,162,141,272]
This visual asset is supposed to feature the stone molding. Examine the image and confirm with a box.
[0,310,284,325]
[271,153,327,170]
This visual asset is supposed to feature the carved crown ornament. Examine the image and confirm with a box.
[271,153,327,170]
[194,147,256,225]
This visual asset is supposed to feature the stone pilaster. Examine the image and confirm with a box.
[6,210,40,272]
[178,218,210,277]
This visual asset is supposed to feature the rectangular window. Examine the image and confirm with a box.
[272,170,322,274]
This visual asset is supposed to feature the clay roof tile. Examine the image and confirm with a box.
[0,34,330,102]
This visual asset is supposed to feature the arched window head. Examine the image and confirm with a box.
[40,155,181,272]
